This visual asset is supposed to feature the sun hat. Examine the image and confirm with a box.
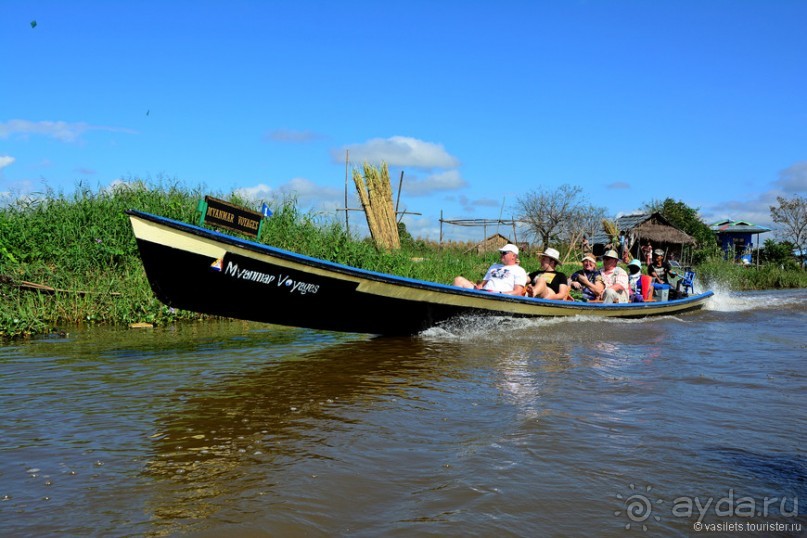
[540,247,561,263]
[603,249,620,259]
[499,244,519,255]
[629,258,642,268]
[581,254,597,264]
[654,249,665,256]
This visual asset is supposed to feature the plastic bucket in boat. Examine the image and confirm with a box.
[653,283,671,302]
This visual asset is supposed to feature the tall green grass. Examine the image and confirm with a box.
[0,181,491,339]
[0,180,205,338]
[696,259,807,290]
[1,181,804,340]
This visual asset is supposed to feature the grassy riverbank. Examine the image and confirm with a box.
[1,183,805,339]
[0,182,482,339]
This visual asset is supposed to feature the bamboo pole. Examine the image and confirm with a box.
[344,150,350,234]
[395,170,404,216]
[1,276,121,296]
[376,163,400,249]
[365,164,388,247]
[564,230,583,264]
[366,164,387,245]
[353,168,380,244]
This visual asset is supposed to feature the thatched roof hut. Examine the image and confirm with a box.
[468,233,508,254]
[467,233,528,255]
[591,212,695,259]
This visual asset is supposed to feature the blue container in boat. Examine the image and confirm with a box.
[653,283,671,302]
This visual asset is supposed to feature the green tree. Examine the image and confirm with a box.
[397,221,415,248]
[760,238,795,267]
[644,198,716,247]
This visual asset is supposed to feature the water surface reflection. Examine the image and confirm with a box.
[144,337,459,534]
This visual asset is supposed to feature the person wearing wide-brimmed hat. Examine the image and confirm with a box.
[453,243,528,296]
[569,254,604,302]
[600,249,630,303]
[526,247,569,300]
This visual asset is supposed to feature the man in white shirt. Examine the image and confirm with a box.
[600,249,630,303]
[453,244,528,296]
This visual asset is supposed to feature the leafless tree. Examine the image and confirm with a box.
[516,184,606,254]
[770,194,807,264]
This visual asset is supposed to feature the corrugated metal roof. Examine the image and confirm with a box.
[710,219,771,234]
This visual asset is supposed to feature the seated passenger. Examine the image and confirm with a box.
[526,247,569,300]
[568,254,604,302]
[627,258,644,302]
[647,249,677,285]
[600,249,630,303]
[453,244,528,296]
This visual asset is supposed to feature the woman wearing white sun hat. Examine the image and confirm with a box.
[526,247,569,300]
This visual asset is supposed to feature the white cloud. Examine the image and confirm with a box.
[457,194,501,213]
[0,155,15,170]
[265,129,324,143]
[280,177,335,198]
[0,179,37,206]
[234,183,275,200]
[402,169,467,196]
[336,136,461,169]
[0,119,136,142]
[400,215,441,240]
[699,161,807,230]
[700,190,780,228]
[104,178,150,193]
[775,161,807,193]
[235,178,344,212]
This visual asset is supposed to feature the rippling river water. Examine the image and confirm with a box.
[1,288,806,537]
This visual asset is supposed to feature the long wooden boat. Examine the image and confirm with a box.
[127,210,714,336]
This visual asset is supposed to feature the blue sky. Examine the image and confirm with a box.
[2,1,806,242]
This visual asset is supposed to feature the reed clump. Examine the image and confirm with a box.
[352,162,400,251]
[602,219,619,246]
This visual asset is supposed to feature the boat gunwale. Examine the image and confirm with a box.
[126,209,714,312]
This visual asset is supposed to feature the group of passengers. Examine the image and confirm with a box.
[453,244,678,303]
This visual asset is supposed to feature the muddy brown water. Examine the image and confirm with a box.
[1,288,805,536]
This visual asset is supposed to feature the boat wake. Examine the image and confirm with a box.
[704,284,807,313]
[419,312,690,341]
[419,285,807,340]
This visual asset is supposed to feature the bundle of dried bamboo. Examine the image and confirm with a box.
[353,162,400,250]
[602,218,619,246]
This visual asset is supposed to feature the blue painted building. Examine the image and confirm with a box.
[710,219,771,262]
